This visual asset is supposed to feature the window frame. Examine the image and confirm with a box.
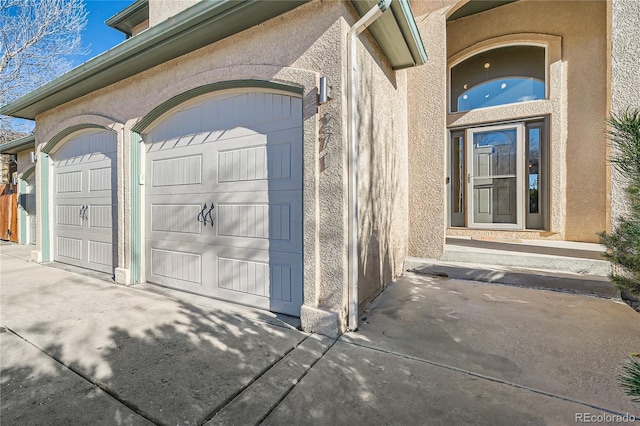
[448,43,549,114]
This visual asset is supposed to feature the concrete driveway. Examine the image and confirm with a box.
[1,243,639,425]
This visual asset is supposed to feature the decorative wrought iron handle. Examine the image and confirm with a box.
[205,203,215,226]
[79,205,88,220]
[197,203,208,226]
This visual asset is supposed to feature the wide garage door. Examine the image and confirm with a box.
[52,130,117,273]
[145,90,303,316]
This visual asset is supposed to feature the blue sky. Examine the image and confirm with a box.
[72,0,134,66]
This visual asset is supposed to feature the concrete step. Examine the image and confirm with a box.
[404,257,619,299]
[442,243,611,276]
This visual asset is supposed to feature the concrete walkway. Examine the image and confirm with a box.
[1,243,639,425]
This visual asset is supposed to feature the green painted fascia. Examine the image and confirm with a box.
[133,79,304,133]
[130,131,142,283]
[390,0,428,67]
[0,134,35,154]
[105,0,149,37]
[0,0,309,120]
[350,0,427,70]
[40,152,50,261]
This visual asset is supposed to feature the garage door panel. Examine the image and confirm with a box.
[215,191,302,253]
[56,204,83,227]
[88,240,114,272]
[213,248,303,316]
[151,204,203,234]
[88,205,113,229]
[214,127,302,193]
[146,239,215,293]
[89,167,115,192]
[57,235,83,262]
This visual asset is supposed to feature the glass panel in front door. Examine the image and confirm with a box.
[467,125,523,228]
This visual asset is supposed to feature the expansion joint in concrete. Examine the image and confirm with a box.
[339,338,632,419]
[202,333,337,426]
[253,336,337,425]
[4,327,162,426]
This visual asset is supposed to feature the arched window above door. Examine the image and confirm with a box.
[450,45,546,113]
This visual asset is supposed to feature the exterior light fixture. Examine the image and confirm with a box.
[319,76,332,104]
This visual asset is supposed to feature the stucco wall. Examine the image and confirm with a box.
[351,11,409,311]
[609,0,640,225]
[30,1,407,330]
[148,0,199,27]
[407,1,455,259]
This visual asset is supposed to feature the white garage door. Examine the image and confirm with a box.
[145,90,303,316]
[25,174,36,245]
[52,130,117,274]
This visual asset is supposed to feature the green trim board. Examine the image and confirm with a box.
[22,167,35,180]
[350,0,428,70]
[130,131,142,284]
[133,80,304,133]
[0,134,35,154]
[1,0,309,120]
[40,152,51,261]
[105,0,149,37]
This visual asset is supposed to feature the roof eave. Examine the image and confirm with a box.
[0,134,36,154]
[105,0,150,37]
[1,0,309,120]
[350,0,427,70]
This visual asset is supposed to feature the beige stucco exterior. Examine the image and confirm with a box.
[28,0,409,336]
[8,0,639,336]
[609,0,640,225]
[148,0,199,27]
[408,0,608,258]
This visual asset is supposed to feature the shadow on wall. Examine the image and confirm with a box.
[357,60,404,311]
[1,302,302,425]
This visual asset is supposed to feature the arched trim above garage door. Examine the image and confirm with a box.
[132,80,303,134]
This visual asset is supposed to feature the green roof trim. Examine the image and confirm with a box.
[0,0,309,120]
[350,0,427,70]
[133,80,304,133]
[0,134,35,154]
[105,0,149,37]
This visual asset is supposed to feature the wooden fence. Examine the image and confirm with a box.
[0,184,18,242]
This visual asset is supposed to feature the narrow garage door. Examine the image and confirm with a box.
[145,90,303,316]
[52,130,117,274]
[25,174,36,245]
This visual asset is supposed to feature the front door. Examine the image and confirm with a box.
[466,124,524,229]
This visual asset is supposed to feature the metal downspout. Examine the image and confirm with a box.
[347,0,391,331]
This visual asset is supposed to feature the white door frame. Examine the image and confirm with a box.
[465,123,524,230]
